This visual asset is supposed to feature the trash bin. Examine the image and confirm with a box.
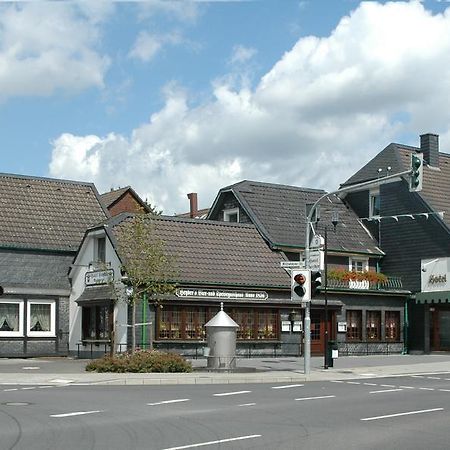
[327,341,338,368]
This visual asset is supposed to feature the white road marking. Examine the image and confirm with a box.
[346,382,360,385]
[439,389,450,392]
[399,386,415,389]
[213,390,251,397]
[49,379,74,384]
[147,399,190,406]
[360,373,377,377]
[295,395,336,401]
[4,388,18,392]
[427,377,441,380]
[419,388,435,391]
[38,386,53,389]
[411,376,424,378]
[370,389,404,394]
[330,380,344,383]
[21,387,36,390]
[22,367,40,370]
[271,384,304,389]
[238,403,256,407]
[161,434,262,450]
[50,410,103,418]
[380,384,396,388]
[361,408,443,421]
[363,383,378,386]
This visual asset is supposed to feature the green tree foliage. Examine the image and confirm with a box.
[115,214,177,352]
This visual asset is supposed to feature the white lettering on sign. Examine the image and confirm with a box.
[176,288,268,301]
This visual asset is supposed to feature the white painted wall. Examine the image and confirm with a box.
[69,228,128,353]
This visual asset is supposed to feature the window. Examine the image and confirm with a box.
[96,237,106,263]
[369,189,380,218]
[0,301,24,337]
[27,300,55,337]
[223,208,239,222]
[366,311,381,341]
[349,258,368,273]
[157,306,279,341]
[385,311,400,341]
[346,310,362,340]
[82,305,111,341]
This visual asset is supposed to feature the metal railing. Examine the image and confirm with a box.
[326,276,403,291]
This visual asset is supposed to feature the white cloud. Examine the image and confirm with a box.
[0,3,110,101]
[229,45,257,65]
[136,0,201,23]
[129,30,183,62]
[50,1,450,214]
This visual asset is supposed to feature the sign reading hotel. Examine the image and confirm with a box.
[85,269,114,286]
[176,288,268,301]
[421,257,450,292]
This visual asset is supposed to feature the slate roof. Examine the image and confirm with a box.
[208,180,383,256]
[342,144,450,229]
[107,214,290,289]
[0,173,109,251]
[0,250,72,290]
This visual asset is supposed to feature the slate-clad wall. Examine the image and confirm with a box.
[380,181,450,293]
[345,191,379,239]
[212,192,252,223]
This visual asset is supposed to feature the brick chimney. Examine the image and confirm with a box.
[187,193,198,218]
[420,133,439,167]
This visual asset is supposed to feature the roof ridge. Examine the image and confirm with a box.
[0,172,96,188]
[233,179,325,193]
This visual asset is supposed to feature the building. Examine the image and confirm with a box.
[0,173,108,357]
[69,214,305,358]
[207,180,409,355]
[341,133,450,352]
[100,186,151,216]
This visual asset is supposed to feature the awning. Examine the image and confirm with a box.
[416,291,450,304]
[75,285,116,306]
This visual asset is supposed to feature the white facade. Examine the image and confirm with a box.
[68,228,128,354]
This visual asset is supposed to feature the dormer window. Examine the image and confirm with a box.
[349,257,368,273]
[223,208,239,222]
[369,188,380,218]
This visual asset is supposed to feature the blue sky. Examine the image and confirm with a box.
[1,0,450,214]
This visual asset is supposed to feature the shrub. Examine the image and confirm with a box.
[85,350,193,373]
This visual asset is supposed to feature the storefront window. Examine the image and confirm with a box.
[366,311,381,340]
[346,310,362,340]
[385,311,400,341]
[82,305,111,340]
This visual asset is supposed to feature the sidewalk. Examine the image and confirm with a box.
[1,354,450,386]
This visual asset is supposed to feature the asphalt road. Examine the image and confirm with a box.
[1,372,450,450]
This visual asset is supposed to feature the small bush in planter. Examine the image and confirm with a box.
[86,350,193,373]
[328,269,388,283]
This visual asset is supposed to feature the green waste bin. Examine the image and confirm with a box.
[327,341,338,368]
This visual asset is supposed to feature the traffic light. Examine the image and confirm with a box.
[291,270,311,301]
[311,271,322,297]
[410,152,423,192]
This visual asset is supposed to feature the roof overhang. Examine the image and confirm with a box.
[416,291,450,304]
[75,285,116,306]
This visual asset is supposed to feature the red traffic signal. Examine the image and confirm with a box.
[291,270,311,301]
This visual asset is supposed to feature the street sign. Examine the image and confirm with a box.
[308,234,324,271]
[280,261,305,269]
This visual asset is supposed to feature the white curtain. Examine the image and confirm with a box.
[0,303,19,331]
[30,304,51,332]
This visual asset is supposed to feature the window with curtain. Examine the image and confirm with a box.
[0,302,21,335]
[346,310,362,340]
[27,301,55,336]
[366,310,381,341]
[385,311,400,341]
[81,305,111,340]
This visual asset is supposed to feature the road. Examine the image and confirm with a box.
[1,372,450,450]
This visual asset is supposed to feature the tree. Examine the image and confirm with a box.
[115,214,177,352]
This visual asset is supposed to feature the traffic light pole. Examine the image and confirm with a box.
[303,167,412,376]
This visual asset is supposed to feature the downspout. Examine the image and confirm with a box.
[142,293,147,349]
[403,297,409,354]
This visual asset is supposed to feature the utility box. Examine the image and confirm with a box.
[205,303,239,370]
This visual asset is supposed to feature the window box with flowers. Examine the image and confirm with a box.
[328,269,388,290]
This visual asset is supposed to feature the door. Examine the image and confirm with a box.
[439,310,450,350]
[310,311,334,355]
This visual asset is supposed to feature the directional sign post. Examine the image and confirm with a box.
[309,234,324,272]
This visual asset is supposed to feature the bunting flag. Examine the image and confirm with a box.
[361,211,445,222]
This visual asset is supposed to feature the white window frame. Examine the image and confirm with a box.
[27,300,56,337]
[369,188,380,218]
[349,257,368,273]
[0,300,24,337]
[223,207,239,222]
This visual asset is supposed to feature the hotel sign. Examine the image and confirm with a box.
[421,257,450,292]
[85,269,114,286]
[176,288,268,301]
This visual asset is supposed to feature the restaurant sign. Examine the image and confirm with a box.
[85,269,114,286]
[176,288,268,301]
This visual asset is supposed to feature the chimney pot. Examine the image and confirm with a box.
[187,193,198,218]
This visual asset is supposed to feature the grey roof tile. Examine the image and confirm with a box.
[0,173,109,251]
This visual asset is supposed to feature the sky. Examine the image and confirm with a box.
[2,0,450,215]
